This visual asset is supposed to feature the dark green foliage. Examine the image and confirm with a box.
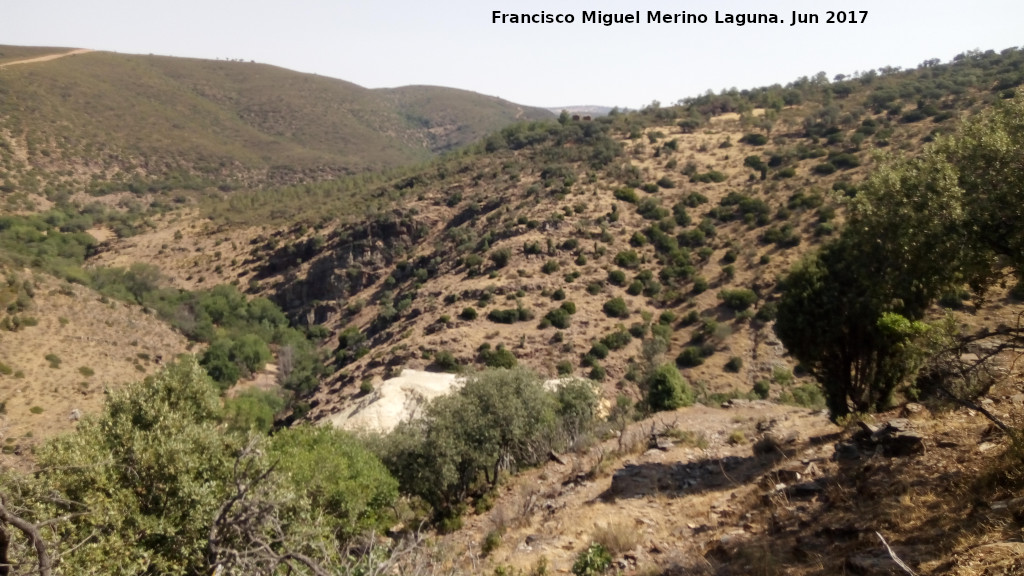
[614,187,639,203]
[542,259,560,274]
[600,328,633,351]
[608,269,627,286]
[478,343,517,368]
[489,247,512,268]
[561,301,577,314]
[588,363,607,381]
[614,250,641,268]
[676,347,705,367]
[657,176,676,189]
[487,307,531,324]
[752,379,771,399]
[379,368,567,516]
[545,307,572,329]
[602,297,629,318]
[588,342,610,360]
[223,388,286,432]
[740,133,769,145]
[645,363,693,411]
[573,543,613,576]
[719,288,758,311]
[724,356,743,373]
[460,306,478,320]
[434,350,461,372]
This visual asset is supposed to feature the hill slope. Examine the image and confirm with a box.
[0,47,552,195]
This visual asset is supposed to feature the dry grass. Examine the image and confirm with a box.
[592,521,640,556]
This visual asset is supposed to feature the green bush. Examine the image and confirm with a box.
[45,353,61,369]
[752,379,771,399]
[478,344,517,368]
[608,269,627,286]
[676,347,705,367]
[724,356,743,373]
[460,306,478,320]
[602,297,629,318]
[487,307,531,324]
[613,250,640,269]
[601,328,632,351]
[645,363,693,411]
[545,308,572,329]
[78,366,95,377]
[573,543,612,576]
[719,288,758,311]
[561,301,577,314]
[556,360,574,376]
[489,247,512,268]
[588,363,606,381]
[222,388,286,432]
[434,350,461,372]
[740,133,768,145]
[541,259,560,274]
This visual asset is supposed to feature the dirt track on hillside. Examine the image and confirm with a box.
[0,48,92,68]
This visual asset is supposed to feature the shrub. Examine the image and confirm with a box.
[645,363,693,411]
[613,250,640,269]
[602,297,629,318]
[478,344,517,368]
[740,133,768,145]
[460,307,478,320]
[489,247,512,268]
[588,363,606,381]
[487,307,531,324]
[561,301,577,314]
[545,308,572,329]
[434,350,461,372]
[608,269,627,286]
[551,288,566,300]
[724,356,743,372]
[573,543,612,576]
[588,342,610,360]
[223,388,286,432]
[676,347,704,367]
[719,288,758,311]
[45,353,62,369]
[614,187,639,203]
[78,366,95,377]
[601,329,632,351]
[0,362,12,376]
[752,379,771,399]
[541,260,560,274]
[556,360,574,376]
[656,176,676,189]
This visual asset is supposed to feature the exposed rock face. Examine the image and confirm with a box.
[325,369,463,432]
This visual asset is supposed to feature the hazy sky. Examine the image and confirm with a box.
[3,0,1022,109]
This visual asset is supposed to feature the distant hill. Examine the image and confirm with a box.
[0,47,552,190]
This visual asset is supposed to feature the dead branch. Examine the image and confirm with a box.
[0,494,51,576]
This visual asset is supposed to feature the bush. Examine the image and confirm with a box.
[724,356,743,373]
[434,350,461,372]
[556,360,574,376]
[223,388,286,432]
[478,344,517,368]
[561,301,577,314]
[489,247,512,268]
[752,379,771,399]
[740,133,768,145]
[45,353,62,369]
[460,306,478,320]
[645,363,693,411]
[601,328,632,351]
[588,342,610,360]
[719,288,758,311]
[613,250,640,269]
[78,366,95,377]
[545,307,572,329]
[602,297,629,318]
[541,260,560,274]
[588,363,606,381]
[608,269,627,286]
[487,307,531,324]
[676,347,705,367]
[573,543,612,576]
